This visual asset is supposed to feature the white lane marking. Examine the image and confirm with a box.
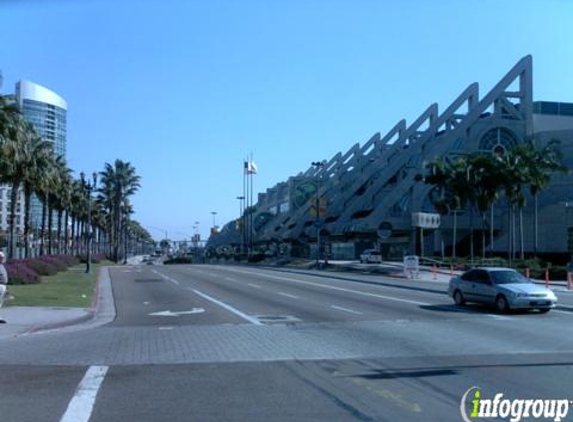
[331,305,363,315]
[149,309,205,317]
[278,292,299,299]
[248,283,262,289]
[225,277,237,282]
[488,314,512,321]
[551,309,573,315]
[190,288,263,325]
[152,269,180,285]
[220,268,430,306]
[158,326,175,331]
[59,365,108,422]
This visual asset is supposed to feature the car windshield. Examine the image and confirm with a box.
[490,271,531,285]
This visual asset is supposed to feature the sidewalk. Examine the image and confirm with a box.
[279,259,573,288]
[0,265,116,340]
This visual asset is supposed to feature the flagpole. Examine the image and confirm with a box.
[242,159,246,257]
[249,152,254,257]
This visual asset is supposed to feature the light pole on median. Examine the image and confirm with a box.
[211,211,218,228]
[80,171,97,274]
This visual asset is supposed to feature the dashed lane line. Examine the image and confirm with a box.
[331,305,363,315]
[278,292,299,299]
[218,267,431,307]
[248,283,262,289]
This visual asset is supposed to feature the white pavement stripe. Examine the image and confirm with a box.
[152,270,180,285]
[248,283,262,289]
[488,314,512,321]
[551,309,573,315]
[331,305,363,315]
[190,288,263,325]
[225,277,237,282]
[59,365,108,422]
[278,292,299,299]
[221,268,430,307]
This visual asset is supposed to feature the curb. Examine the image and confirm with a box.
[25,266,108,335]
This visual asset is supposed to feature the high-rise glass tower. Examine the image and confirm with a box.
[15,80,67,228]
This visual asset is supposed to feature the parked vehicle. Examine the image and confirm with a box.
[448,267,557,313]
[359,249,382,264]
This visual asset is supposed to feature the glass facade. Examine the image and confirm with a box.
[16,81,67,229]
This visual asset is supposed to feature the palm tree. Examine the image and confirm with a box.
[423,156,473,260]
[513,140,567,256]
[465,153,503,259]
[21,134,54,258]
[54,164,72,254]
[0,118,37,259]
[98,160,141,262]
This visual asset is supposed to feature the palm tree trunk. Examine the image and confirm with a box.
[469,206,474,262]
[507,202,512,264]
[57,209,63,255]
[71,215,76,256]
[534,193,539,256]
[481,212,486,260]
[512,205,517,261]
[519,207,525,260]
[48,204,53,255]
[23,187,33,259]
[40,194,48,256]
[490,203,494,257]
[8,181,20,260]
[64,209,69,255]
[452,211,457,260]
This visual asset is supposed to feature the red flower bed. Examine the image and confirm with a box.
[5,262,41,285]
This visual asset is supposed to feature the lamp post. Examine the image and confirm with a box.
[80,171,97,274]
[311,161,325,268]
[211,211,218,229]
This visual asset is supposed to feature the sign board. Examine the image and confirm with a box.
[377,222,392,240]
[403,255,419,279]
[412,212,441,229]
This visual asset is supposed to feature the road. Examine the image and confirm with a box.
[2,263,573,421]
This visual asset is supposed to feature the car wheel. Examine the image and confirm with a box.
[495,295,509,313]
[538,308,551,313]
[453,290,465,306]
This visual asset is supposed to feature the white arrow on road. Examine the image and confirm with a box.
[148,308,205,317]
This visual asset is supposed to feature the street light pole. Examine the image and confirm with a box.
[311,161,324,268]
[80,171,97,274]
[211,211,218,229]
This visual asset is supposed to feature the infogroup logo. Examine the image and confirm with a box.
[460,387,572,422]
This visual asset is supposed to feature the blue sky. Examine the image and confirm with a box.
[1,0,572,241]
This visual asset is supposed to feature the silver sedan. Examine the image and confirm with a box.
[448,267,557,313]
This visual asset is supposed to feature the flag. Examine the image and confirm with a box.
[245,160,258,175]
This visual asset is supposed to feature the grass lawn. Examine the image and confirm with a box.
[7,262,113,308]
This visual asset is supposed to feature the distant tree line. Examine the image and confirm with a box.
[0,95,152,261]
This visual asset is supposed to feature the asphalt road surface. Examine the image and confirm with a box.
[2,263,573,422]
